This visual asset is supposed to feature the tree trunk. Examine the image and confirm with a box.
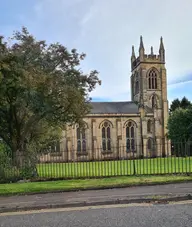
[13,150,25,168]
[11,137,39,179]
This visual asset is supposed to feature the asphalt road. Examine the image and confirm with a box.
[0,202,192,227]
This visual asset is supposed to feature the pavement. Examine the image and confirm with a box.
[0,182,192,213]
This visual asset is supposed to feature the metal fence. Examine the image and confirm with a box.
[0,141,192,183]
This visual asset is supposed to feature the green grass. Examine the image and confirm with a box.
[0,175,192,196]
[37,157,192,178]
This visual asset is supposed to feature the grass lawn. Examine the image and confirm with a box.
[0,175,192,196]
[37,157,192,178]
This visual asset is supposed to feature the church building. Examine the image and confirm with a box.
[42,36,171,162]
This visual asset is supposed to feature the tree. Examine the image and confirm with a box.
[180,96,191,109]
[169,98,181,113]
[167,107,192,156]
[0,27,101,169]
[169,97,191,113]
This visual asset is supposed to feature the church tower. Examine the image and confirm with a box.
[130,36,170,156]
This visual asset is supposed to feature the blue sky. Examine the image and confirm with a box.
[1,0,192,103]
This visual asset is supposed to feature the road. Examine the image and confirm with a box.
[0,202,192,227]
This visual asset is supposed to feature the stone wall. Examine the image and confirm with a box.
[64,115,142,161]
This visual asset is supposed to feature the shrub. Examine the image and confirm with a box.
[0,143,13,182]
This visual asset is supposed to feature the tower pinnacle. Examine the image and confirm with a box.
[139,36,145,60]
[159,36,165,62]
[159,36,165,51]
[131,45,136,59]
[139,36,144,51]
[151,46,154,55]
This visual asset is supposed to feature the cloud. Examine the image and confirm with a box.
[2,0,192,101]
[168,73,192,86]
[79,4,97,26]
[168,80,192,104]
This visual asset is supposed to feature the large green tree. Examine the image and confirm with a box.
[0,27,100,167]
[167,107,192,156]
[169,96,191,113]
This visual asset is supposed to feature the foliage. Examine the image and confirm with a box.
[169,96,191,113]
[168,107,192,156]
[0,27,100,169]
[0,142,13,182]
[169,97,192,156]
[180,96,191,109]
[169,98,180,113]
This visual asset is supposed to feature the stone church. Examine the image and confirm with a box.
[41,36,171,162]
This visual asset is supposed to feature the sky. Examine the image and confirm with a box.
[1,0,192,103]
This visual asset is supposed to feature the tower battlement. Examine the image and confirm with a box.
[131,36,165,71]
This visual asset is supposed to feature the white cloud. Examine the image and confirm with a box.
[13,0,192,100]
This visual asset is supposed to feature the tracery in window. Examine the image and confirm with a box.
[148,69,157,89]
[77,126,86,152]
[101,121,111,151]
[125,121,136,152]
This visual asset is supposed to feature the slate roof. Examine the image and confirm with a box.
[89,101,139,114]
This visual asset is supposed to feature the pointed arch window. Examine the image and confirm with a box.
[152,96,155,108]
[147,120,152,133]
[147,138,155,152]
[126,121,136,152]
[151,95,158,109]
[135,72,139,95]
[131,76,134,98]
[77,126,86,152]
[135,80,139,94]
[101,121,111,151]
[50,141,60,153]
[148,69,157,89]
